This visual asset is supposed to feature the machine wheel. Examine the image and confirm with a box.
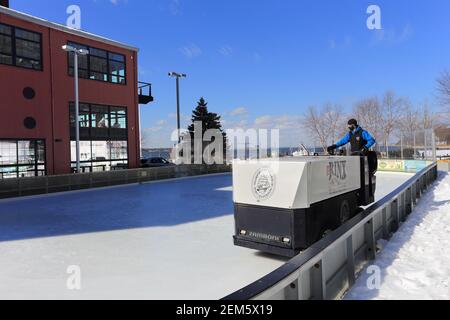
[339,200,351,224]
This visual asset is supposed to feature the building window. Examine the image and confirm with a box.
[69,102,127,141]
[0,23,42,71]
[0,139,46,179]
[110,107,127,129]
[67,41,126,85]
[70,140,128,172]
[69,102,128,172]
[91,104,109,129]
[109,53,126,84]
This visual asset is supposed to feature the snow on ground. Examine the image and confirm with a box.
[0,172,412,300]
[346,172,450,300]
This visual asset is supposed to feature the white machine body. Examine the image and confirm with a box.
[232,156,361,209]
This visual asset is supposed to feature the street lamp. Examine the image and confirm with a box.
[168,72,187,143]
[62,45,89,173]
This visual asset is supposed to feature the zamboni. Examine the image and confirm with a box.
[232,154,377,257]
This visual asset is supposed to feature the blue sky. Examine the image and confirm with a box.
[11,0,450,147]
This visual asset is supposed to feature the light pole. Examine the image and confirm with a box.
[168,72,187,143]
[62,45,89,173]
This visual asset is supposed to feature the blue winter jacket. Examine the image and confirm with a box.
[335,126,376,149]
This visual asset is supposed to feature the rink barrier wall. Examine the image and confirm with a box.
[0,164,231,199]
[437,161,450,172]
[223,161,438,300]
[377,159,433,173]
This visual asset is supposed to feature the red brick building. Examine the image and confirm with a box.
[0,1,152,178]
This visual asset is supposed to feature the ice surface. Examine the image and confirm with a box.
[0,172,413,299]
[346,172,450,300]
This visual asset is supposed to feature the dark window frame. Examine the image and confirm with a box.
[66,41,127,85]
[69,102,128,141]
[0,139,47,179]
[0,22,43,71]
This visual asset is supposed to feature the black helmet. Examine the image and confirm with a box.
[348,119,358,126]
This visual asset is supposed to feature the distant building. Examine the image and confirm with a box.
[435,125,450,146]
[0,2,153,179]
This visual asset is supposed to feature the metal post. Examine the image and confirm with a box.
[311,260,326,300]
[400,134,404,159]
[176,76,181,144]
[431,129,437,161]
[424,130,427,160]
[74,52,80,174]
[364,218,376,260]
[346,235,356,286]
[385,139,389,159]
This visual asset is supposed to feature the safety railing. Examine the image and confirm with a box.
[138,81,154,104]
[0,164,231,199]
[223,162,438,300]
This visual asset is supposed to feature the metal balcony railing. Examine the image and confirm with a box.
[138,81,154,104]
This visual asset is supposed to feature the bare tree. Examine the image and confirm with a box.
[381,91,405,155]
[323,103,346,142]
[437,70,450,113]
[303,106,328,152]
[353,97,383,149]
[303,104,346,152]
[398,100,419,147]
[420,100,437,130]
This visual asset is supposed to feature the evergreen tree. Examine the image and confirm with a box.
[186,97,227,163]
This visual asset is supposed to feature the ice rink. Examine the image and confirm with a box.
[0,171,414,299]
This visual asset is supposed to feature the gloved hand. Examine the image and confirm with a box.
[361,147,369,155]
[327,145,337,154]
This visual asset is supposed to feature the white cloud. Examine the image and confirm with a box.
[254,115,272,128]
[253,114,309,147]
[254,114,304,130]
[222,118,249,129]
[168,113,190,122]
[169,0,182,16]
[141,113,191,148]
[329,36,352,50]
[223,114,310,147]
[108,0,128,5]
[179,43,202,59]
[229,107,248,117]
[218,45,233,57]
[370,24,413,46]
[329,39,336,50]
[144,111,310,148]
[145,126,163,133]
[253,52,262,63]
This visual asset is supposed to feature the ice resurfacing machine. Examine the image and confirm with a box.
[233,155,377,257]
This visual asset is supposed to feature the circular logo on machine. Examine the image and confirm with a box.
[252,167,276,201]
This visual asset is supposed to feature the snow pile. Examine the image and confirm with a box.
[346,172,450,300]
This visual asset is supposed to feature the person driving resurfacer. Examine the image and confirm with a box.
[328,118,378,176]
[327,119,376,155]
